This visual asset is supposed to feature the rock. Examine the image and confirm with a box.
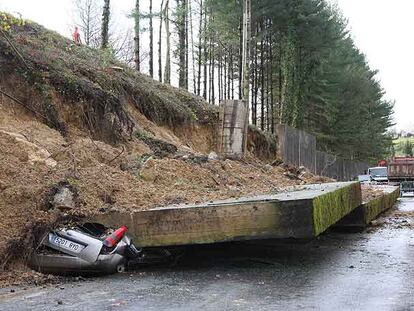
[271,158,284,166]
[53,186,75,211]
[57,300,63,305]
[299,166,307,172]
[0,179,8,191]
[264,164,272,171]
[189,155,208,164]
[208,152,218,161]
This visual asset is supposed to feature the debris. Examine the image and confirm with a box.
[142,137,178,158]
[52,186,75,211]
[208,151,218,161]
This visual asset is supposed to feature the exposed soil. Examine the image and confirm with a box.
[0,98,332,286]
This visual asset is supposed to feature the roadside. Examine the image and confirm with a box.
[1,198,413,311]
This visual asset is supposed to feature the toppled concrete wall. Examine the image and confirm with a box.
[217,100,249,159]
[336,185,400,228]
[92,182,362,246]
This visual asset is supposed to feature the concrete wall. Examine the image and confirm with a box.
[217,100,249,158]
[277,124,369,181]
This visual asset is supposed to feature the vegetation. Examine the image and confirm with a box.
[135,0,394,161]
[0,14,217,145]
[198,0,394,161]
[1,0,396,161]
[394,137,414,157]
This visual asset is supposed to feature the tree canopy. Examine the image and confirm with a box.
[199,0,394,161]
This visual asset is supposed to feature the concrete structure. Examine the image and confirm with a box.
[217,100,249,158]
[336,185,400,228]
[92,182,362,247]
[277,124,369,181]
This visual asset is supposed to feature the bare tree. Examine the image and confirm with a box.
[72,0,101,47]
[111,27,135,66]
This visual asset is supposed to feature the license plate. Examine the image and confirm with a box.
[49,234,85,254]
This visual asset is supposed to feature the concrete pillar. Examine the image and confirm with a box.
[217,100,249,158]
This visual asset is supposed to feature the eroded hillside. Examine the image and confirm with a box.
[0,13,329,281]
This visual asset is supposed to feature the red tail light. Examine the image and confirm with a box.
[103,226,128,248]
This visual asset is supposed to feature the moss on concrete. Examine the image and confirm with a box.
[312,182,362,236]
[336,186,400,228]
[365,187,400,224]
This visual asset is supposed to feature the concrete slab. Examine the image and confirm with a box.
[336,185,400,228]
[92,182,362,247]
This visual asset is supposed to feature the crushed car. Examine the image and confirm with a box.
[30,223,174,276]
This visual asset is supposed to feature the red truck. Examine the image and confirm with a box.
[388,157,414,194]
[388,157,414,181]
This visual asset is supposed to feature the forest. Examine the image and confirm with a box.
[75,0,394,162]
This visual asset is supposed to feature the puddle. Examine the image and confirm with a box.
[397,198,414,212]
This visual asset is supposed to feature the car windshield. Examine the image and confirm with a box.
[370,168,387,177]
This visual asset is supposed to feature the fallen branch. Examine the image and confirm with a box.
[108,145,126,164]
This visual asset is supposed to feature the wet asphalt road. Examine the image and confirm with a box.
[1,198,414,311]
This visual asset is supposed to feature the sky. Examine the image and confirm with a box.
[0,0,412,132]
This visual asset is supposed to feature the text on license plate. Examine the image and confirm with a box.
[49,234,84,253]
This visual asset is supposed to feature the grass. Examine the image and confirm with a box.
[393,137,414,156]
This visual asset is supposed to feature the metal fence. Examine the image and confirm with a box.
[277,124,368,181]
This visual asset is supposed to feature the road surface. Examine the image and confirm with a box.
[1,198,414,311]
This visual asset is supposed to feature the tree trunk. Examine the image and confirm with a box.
[241,0,251,102]
[202,9,208,100]
[185,0,189,90]
[158,0,165,82]
[260,27,265,131]
[238,16,243,98]
[164,0,171,84]
[196,0,203,96]
[134,0,140,71]
[189,0,196,93]
[149,0,154,77]
[101,0,110,49]
[269,21,275,133]
[253,33,258,126]
[177,0,187,89]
